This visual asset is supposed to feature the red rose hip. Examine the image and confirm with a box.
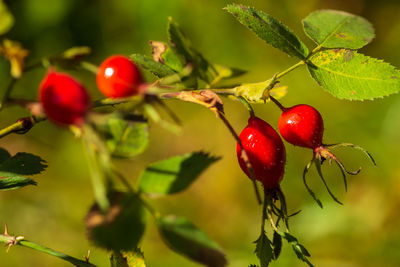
[96,55,143,98]
[39,70,90,125]
[278,104,324,149]
[236,117,286,189]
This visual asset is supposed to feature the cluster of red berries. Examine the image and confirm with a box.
[236,98,375,205]
[39,55,144,125]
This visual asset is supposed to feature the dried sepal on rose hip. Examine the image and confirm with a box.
[96,55,145,98]
[270,96,376,207]
[39,70,90,125]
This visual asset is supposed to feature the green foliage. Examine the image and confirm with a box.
[168,18,214,83]
[303,10,374,49]
[149,41,185,72]
[0,152,47,175]
[95,114,149,158]
[0,1,14,35]
[234,79,276,103]
[225,4,308,59]
[308,49,400,100]
[254,232,273,267]
[279,232,313,267]
[110,250,146,267]
[86,192,147,251]
[0,173,36,191]
[130,54,176,78]
[157,215,227,267]
[138,152,220,196]
[0,148,46,191]
[272,231,282,260]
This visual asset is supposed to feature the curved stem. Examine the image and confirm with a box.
[218,112,262,204]
[0,116,46,139]
[237,96,255,117]
[275,60,305,79]
[269,96,286,111]
[0,234,96,267]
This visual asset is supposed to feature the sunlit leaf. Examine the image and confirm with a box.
[303,10,374,49]
[234,78,286,103]
[225,4,308,59]
[138,152,220,196]
[157,215,227,267]
[149,41,185,72]
[110,249,146,267]
[131,53,176,78]
[308,49,400,100]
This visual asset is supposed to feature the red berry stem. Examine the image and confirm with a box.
[218,112,262,204]
[237,96,255,117]
[269,95,286,111]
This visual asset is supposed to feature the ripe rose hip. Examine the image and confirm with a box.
[236,116,286,189]
[278,104,323,149]
[96,55,144,98]
[270,97,376,207]
[39,70,90,125]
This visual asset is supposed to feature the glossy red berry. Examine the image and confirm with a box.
[236,117,286,189]
[96,55,144,98]
[39,70,90,125]
[278,104,324,149]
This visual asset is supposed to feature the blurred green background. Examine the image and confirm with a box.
[1,0,400,266]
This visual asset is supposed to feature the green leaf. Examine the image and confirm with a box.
[0,148,11,164]
[225,4,308,59]
[0,172,37,191]
[130,54,176,78]
[86,192,147,251]
[0,152,47,175]
[157,215,227,267]
[279,232,313,267]
[308,49,400,100]
[254,232,273,267]
[0,1,14,35]
[303,10,374,49]
[110,249,146,267]
[149,41,185,72]
[272,231,282,260]
[138,152,220,196]
[210,64,247,86]
[105,116,149,158]
[110,251,129,267]
[168,18,214,83]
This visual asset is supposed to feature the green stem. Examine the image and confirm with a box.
[275,60,306,79]
[0,235,96,267]
[237,96,255,117]
[80,61,99,74]
[0,116,46,139]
